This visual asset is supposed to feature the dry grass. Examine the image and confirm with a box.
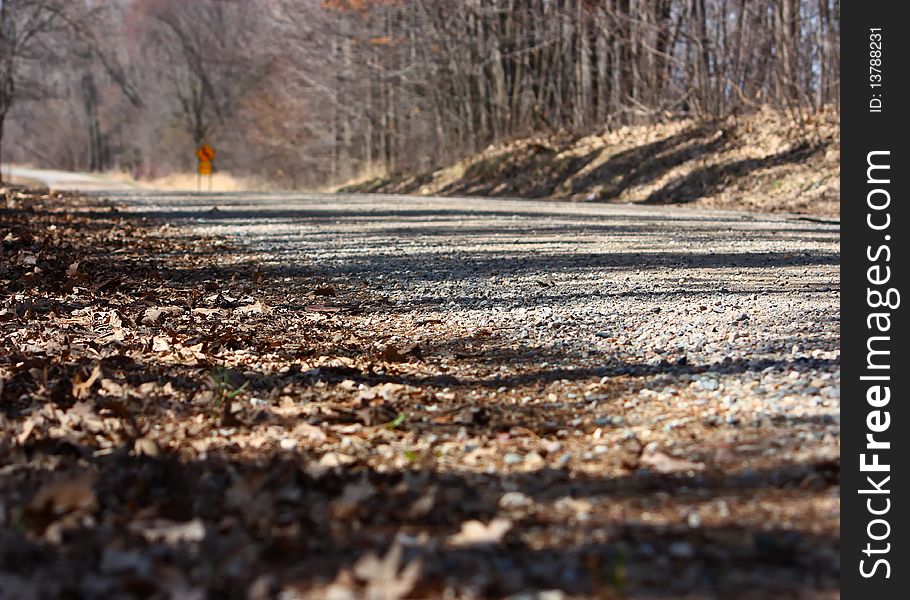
[340,107,840,216]
[323,163,391,193]
[106,170,266,192]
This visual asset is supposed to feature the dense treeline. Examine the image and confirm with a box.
[2,0,838,188]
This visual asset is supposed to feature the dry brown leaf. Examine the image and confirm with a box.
[378,346,406,362]
[319,451,357,468]
[107,310,123,329]
[406,486,437,519]
[449,518,512,547]
[65,261,83,281]
[639,442,705,473]
[351,542,421,600]
[373,382,409,400]
[237,300,271,315]
[305,304,342,313]
[331,479,375,519]
[129,518,206,545]
[355,405,396,427]
[141,307,164,324]
[72,365,102,399]
[28,473,98,516]
[99,378,127,396]
[64,401,104,433]
[17,417,38,445]
[152,336,171,352]
[292,422,328,443]
[134,437,161,457]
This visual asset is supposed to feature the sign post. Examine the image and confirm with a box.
[196,144,216,192]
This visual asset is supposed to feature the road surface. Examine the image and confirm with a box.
[4,164,136,191]
[108,190,839,386]
[12,169,842,596]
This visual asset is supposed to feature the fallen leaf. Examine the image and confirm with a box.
[72,365,102,400]
[129,518,206,545]
[28,473,98,516]
[372,382,410,401]
[152,336,171,352]
[237,300,271,315]
[107,310,123,329]
[66,261,83,280]
[449,518,512,547]
[64,401,104,433]
[17,412,44,444]
[639,442,705,473]
[455,407,488,426]
[355,405,397,427]
[406,486,437,519]
[331,479,376,519]
[292,422,328,443]
[141,307,164,324]
[99,378,127,397]
[306,304,342,313]
[134,437,160,457]
[319,451,357,468]
[377,344,420,363]
[351,542,421,600]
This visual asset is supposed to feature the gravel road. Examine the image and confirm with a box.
[115,191,839,377]
[105,190,840,597]
[5,165,136,191]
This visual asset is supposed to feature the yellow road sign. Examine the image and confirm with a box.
[196,144,216,162]
[197,160,213,175]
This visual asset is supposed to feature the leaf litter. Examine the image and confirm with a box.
[0,188,839,598]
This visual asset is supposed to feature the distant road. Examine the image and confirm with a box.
[4,165,136,191]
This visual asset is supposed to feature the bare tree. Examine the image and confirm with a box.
[135,0,263,161]
[0,0,69,178]
[2,0,840,186]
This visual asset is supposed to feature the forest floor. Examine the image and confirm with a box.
[1,187,839,598]
[340,108,840,217]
